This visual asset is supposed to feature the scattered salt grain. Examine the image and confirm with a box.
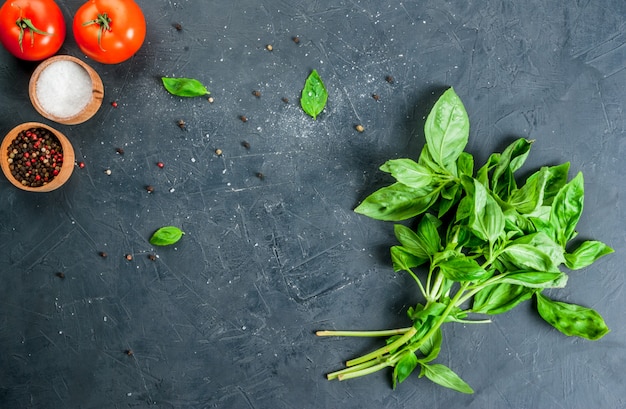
[36,60,93,118]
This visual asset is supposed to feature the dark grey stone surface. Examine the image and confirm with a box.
[1,1,624,408]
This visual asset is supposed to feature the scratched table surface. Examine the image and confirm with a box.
[1,1,625,408]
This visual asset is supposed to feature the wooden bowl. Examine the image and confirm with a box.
[29,55,104,125]
[1,122,75,192]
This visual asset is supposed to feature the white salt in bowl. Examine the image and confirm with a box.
[29,55,104,125]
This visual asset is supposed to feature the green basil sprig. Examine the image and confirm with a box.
[300,69,328,119]
[318,87,612,393]
[150,226,184,246]
[161,77,209,97]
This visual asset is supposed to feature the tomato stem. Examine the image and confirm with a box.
[82,13,112,52]
[15,18,51,53]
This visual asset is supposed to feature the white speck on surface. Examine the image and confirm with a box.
[36,60,93,118]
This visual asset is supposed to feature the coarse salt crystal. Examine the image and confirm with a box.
[36,60,93,118]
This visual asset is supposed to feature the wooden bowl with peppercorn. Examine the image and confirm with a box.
[29,55,104,125]
[0,122,75,192]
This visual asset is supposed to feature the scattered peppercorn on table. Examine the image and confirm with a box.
[0,1,624,408]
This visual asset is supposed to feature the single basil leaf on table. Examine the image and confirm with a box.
[424,87,469,171]
[300,69,328,119]
[150,226,184,246]
[161,77,210,97]
[536,292,610,340]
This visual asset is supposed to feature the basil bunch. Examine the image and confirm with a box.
[317,88,612,393]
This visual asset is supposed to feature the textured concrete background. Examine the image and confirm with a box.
[1,1,624,408]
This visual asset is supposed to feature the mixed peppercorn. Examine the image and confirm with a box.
[6,127,63,188]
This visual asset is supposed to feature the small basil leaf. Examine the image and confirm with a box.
[393,352,419,389]
[509,167,548,214]
[536,292,610,340]
[549,172,584,247]
[161,77,209,97]
[300,69,328,120]
[492,138,533,188]
[419,327,442,363]
[539,162,570,206]
[150,226,184,246]
[500,243,559,273]
[457,151,474,178]
[463,177,505,243]
[472,283,536,315]
[390,245,428,271]
[420,363,474,394]
[380,159,435,189]
[438,255,489,282]
[565,240,614,270]
[509,232,565,266]
[476,153,500,187]
[354,183,439,221]
[501,271,568,289]
[424,88,469,171]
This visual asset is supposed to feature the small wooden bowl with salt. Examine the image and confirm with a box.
[29,55,104,125]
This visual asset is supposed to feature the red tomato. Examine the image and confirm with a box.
[72,0,146,64]
[0,0,66,61]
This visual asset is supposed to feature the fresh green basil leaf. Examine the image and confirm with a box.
[393,352,419,389]
[536,292,610,340]
[457,151,474,178]
[300,69,328,120]
[390,245,428,271]
[564,241,614,270]
[492,138,533,186]
[438,255,489,282]
[419,327,442,363]
[150,226,184,246]
[437,183,461,217]
[418,145,446,174]
[380,159,435,189]
[354,183,439,221]
[463,177,505,243]
[394,224,431,259]
[476,153,500,187]
[509,167,548,214]
[510,232,565,266]
[472,283,536,315]
[500,243,559,273]
[419,363,474,394]
[503,209,535,239]
[539,162,570,206]
[501,271,568,289]
[549,172,584,247]
[424,88,469,171]
[161,77,209,97]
